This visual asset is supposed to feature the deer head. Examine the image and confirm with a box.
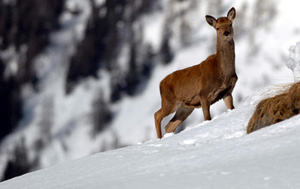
[205,7,236,41]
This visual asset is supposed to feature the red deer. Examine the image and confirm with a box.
[154,7,238,138]
[247,82,300,134]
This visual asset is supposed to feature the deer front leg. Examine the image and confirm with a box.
[200,96,211,120]
[224,94,234,110]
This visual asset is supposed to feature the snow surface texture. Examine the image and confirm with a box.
[1,88,300,189]
[288,42,300,82]
[1,0,300,180]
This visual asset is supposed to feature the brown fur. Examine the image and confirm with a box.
[154,8,238,138]
[289,81,300,110]
[247,82,300,134]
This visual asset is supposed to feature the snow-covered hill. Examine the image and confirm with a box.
[1,0,300,182]
[1,88,300,189]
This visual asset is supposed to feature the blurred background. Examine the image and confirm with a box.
[0,0,299,181]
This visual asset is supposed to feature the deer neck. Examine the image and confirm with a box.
[216,38,235,78]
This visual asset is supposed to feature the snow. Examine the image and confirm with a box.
[143,12,165,51]
[2,0,300,183]
[288,42,300,81]
[1,89,300,188]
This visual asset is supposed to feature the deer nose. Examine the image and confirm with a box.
[224,31,230,36]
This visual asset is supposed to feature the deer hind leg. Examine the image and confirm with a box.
[154,109,164,139]
[223,94,235,110]
[165,105,194,134]
[154,99,179,139]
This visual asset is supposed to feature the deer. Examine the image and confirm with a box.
[154,7,238,138]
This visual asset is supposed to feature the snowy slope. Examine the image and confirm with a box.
[1,88,300,189]
[2,0,300,181]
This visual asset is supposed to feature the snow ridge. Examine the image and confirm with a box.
[1,91,300,189]
[1,0,300,183]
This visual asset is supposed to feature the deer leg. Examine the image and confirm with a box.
[154,109,164,138]
[154,100,179,138]
[224,94,234,110]
[165,105,194,134]
[200,96,211,120]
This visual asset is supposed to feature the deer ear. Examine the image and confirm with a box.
[227,7,236,21]
[206,15,216,28]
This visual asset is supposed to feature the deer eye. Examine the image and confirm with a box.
[216,28,220,30]
[229,24,232,27]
